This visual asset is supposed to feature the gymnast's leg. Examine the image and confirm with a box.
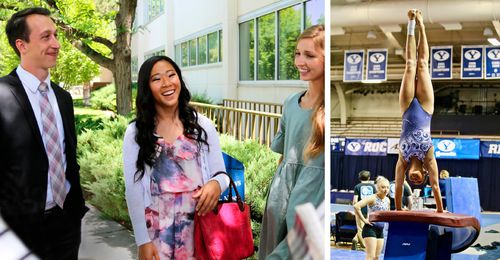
[364,237,377,260]
[374,238,384,260]
[399,9,417,114]
[395,9,417,211]
[415,10,434,114]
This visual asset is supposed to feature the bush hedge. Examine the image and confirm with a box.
[89,83,138,112]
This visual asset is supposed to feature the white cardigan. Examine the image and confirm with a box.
[122,114,229,246]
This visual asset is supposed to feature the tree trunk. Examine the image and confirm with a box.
[113,56,132,115]
[112,0,136,116]
[83,82,91,107]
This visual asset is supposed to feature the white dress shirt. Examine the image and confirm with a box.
[16,66,70,210]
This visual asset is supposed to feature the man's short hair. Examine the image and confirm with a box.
[5,7,52,57]
[358,170,371,181]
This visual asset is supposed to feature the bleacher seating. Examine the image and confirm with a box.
[331,117,401,138]
[331,117,500,140]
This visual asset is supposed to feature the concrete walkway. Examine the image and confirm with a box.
[79,205,136,260]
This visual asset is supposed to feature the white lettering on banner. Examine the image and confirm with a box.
[347,142,361,152]
[234,180,242,186]
[488,144,500,154]
[363,142,387,152]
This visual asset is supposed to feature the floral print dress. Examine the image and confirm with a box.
[145,135,203,259]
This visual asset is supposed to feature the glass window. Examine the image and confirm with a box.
[208,31,219,63]
[257,12,275,80]
[144,49,164,61]
[181,42,188,67]
[189,39,197,66]
[146,0,165,23]
[305,0,324,28]
[219,30,223,62]
[278,4,302,80]
[198,36,207,65]
[239,20,255,80]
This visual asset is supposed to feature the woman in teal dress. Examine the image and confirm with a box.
[259,24,325,259]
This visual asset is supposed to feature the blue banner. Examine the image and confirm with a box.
[433,138,480,160]
[431,46,453,79]
[480,141,500,158]
[485,46,500,79]
[344,50,364,82]
[366,49,388,81]
[331,137,345,152]
[345,138,387,156]
[461,46,483,79]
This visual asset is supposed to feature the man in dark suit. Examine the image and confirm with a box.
[0,7,88,259]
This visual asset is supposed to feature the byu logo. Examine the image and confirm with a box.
[465,49,481,60]
[433,50,450,61]
[347,54,362,64]
[487,49,500,60]
[369,53,385,63]
[347,142,361,152]
[437,140,455,152]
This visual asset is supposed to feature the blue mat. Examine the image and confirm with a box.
[330,249,478,259]
[481,213,500,227]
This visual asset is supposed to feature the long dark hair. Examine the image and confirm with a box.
[134,55,208,181]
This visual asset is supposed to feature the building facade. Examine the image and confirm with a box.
[131,0,324,104]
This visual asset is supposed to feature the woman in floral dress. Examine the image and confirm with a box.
[123,56,229,259]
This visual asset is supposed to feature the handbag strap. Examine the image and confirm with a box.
[213,171,245,212]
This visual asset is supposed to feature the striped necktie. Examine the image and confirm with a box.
[38,82,66,208]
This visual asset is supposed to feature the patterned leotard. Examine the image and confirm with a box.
[368,195,390,213]
[399,98,433,162]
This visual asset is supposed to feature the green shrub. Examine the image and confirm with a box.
[75,114,105,135]
[90,84,116,111]
[191,91,214,104]
[218,135,279,220]
[77,115,131,224]
[218,135,279,250]
[73,98,85,108]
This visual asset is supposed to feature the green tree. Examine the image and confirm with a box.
[0,21,99,89]
[0,0,136,115]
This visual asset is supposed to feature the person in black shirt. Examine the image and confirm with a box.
[389,180,413,210]
[352,170,376,250]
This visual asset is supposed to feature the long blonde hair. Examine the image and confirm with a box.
[300,24,325,161]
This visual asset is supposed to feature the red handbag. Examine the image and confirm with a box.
[194,171,254,260]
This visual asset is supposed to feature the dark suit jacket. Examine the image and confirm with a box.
[0,70,88,246]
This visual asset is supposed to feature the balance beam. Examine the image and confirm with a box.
[369,210,480,259]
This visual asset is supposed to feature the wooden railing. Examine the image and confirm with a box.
[223,99,284,115]
[191,102,282,146]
